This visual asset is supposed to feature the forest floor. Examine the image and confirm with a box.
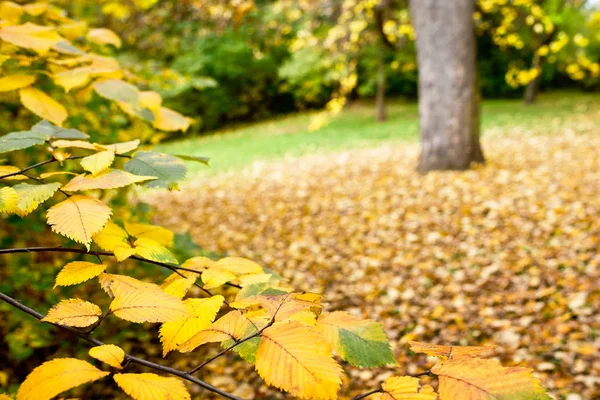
[150,92,600,399]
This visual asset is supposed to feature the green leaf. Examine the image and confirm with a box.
[13,182,61,216]
[94,79,140,105]
[124,151,186,188]
[173,154,210,166]
[0,130,47,154]
[31,120,90,140]
[221,324,260,364]
[134,238,178,265]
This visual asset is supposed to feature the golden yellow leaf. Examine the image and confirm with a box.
[160,272,198,298]
[54,261,107,288]
[202,257,263,289]
[39,171,78,179]
[409,341,495,360]
[22,2,47,16]
[432,358,550,399]
[109,287,190,323]
[46,195,112,250]
[124,222,174,247]
[0,165,28,180]
[88,344,125,369]
[51,139,99,150]
[159,296,224,356]
[0,23,62,55]
[58,21,87,41]
[93,221,129,251]
[0,1,23,23]
[114,245,136,262]
[178,310,250,353]
[19,86,67,125]
[98,273,157,298]
[256,320,342,400]
[181,256,215,273]
[133,237,178,264]
[41,298,102,327]
[62,170,156,192]
[375,376,437,400]
[102,139,139,155]
[16,358,109,400]
[139,91,162,111]
[0,186,18,213]
[113,373,190,400]
[152,107,192,132]
[80,150,115,176]
[0,74,35,92]
[86,28,121,48]
[53,68,91,92]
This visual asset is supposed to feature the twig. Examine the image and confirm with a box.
[0,158,55,180]
[351,387,383,400]
[0,291,244,400]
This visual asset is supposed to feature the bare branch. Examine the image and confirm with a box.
[0,291,244,400]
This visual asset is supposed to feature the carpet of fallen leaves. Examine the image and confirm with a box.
[151,129,600,399]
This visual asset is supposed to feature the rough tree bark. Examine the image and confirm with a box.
[410,0,484,172]
[524,52,542,104]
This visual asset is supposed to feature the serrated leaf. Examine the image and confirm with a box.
[94,79,139,104]
[41,298,102,327]
[0,165,28,180]
[89,344,124,369]
[256,320,343,400]
[31,120,89,140]
[62,170,156,192]
[87,28,121,48]
[113,373,190,400]
[160,272,198,299]
[0,186,18,213]
[153,107,191,132]
[431,358,551,400]
[16,358,109,400]
[124,222,174,247]
[159,296,224,356]
[376,376,437,400]
[39,171,78,179]
[133,238,178,265]
[0,130,47,154]
[93,221,129,250]
[110,287,190,323]
[316,311,396,367]
[178,310,250,353]
[409,341,495,360]
[46,195,112,250]
[202,257,263,289]
[80,150,115,176]
[0,74,35,92]
[54,261,107,288]
[181,256,215,273]
[13,182,61,216]
[50,139,98,150]
[124,151,185,188]
[19,87,67,126]
[98,273,157,298]
[221,320,262,363]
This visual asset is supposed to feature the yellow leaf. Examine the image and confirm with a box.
[109,287,190,323]
[134,237,178,264]
[124,222,174,247]
[153,107,192,132]
[62,170,156,192]
[202,257,263,289]
[54,261,107,288]
[46,195,111,250]
[0,186,18,213]
[98,273,157,298]
[114,244,136,261]
[0,74,35,92]
[0,2,23,23]
[181,256,214,273]
[39,171,78,179]
[113,373,190,400]
[16,358,109,400]
[51,139,99,150]
[431,358,550,399]
[93,221,129,250]
[256,320,342,400]
[87,28,122,48]
[22,3,47,16]
[13,182,61,217]
[408,341,495,360]
[80,150,115,176]
[102,139,139,155]
[139,91,162,111]
[0,165,28,180]
[58,22,87,41]
[160,272,198,299]
[89,344,124,369]
[376,376,437,400]
[159,296,224,356]
[19,87,67,125]
[41,298,102,327]
[178,310,250,353]
[54,68,91,92]
[0,23,62,55]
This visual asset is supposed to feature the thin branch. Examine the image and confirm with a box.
[0,291,244,400]
[351,387,383,400]
[0,158,55,180]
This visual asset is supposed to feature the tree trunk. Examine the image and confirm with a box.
[524,52,542,104]
[410,0,484,172]
[376,43,387,122]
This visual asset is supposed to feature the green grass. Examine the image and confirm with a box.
[157,91,600,176]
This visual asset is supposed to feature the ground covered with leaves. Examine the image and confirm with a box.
[151,125,599,399]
